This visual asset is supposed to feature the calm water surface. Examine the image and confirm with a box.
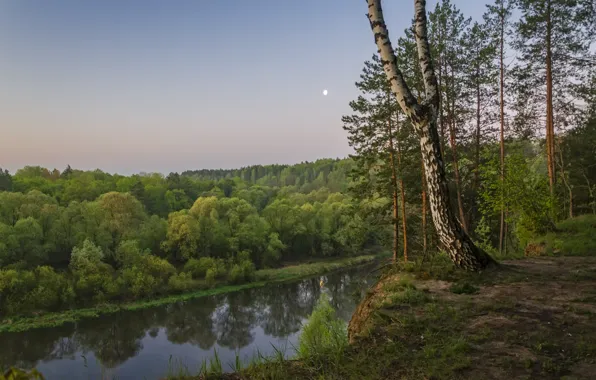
[0,263,378,379]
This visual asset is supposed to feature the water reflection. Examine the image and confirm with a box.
[0,262,377,379]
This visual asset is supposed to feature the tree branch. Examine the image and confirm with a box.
[413,0,440,109]
[367,0,421,121]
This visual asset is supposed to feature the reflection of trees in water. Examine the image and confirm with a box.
[213,291,257,350]
[163,298,219,350]
[75,310,152,368]
[0,325,77,370]
[326,265,378,321]
[255,278,321,337]
[0,263,378,371]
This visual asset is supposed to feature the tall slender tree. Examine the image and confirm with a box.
[343,55,403,262]
[514,0,595,196]
[484,0,513,255]
[366,0,494,270]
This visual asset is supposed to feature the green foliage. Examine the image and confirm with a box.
[183,257,227,280]
[479,148,555,250]
[298,293,348,361]
[167,272,196,293]
[1,367,45,380]
[69,240,105,272]
[528,215,596,257]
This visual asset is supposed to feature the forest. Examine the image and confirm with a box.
[0,159,391,318]
[343,0,595,265]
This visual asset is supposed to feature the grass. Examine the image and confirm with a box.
[449,282,480,294]
[527,214,596,257]
[0,254,378,333]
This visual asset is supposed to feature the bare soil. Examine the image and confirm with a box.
[347,256,596,379]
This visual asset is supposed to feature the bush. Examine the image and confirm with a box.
[27,266,72,311]
[298,293,347,361]
[118,256,175,298]
[73,270,114,304]
[184,257,215,279]
[0,269,36,315]
[167,272,196,293]
[228,264,244,284]
[205,268,216,287]
[227,252,256,284]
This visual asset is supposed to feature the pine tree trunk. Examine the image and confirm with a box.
[387,117,400,263]
[499,1,506,256]
[557,138,573,218]
[368,0,493,270]
[448,114,468,234]
[545,0,556,195]
[474,62,481,193]
[396,126,408,261]
[446,63,468,233]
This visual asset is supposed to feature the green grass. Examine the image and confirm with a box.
[528,214,596,257]
[449,282,480,294]
[0,254,378,333]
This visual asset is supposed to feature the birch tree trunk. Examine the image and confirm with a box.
[421,159,427,257]
[367,0,494,270]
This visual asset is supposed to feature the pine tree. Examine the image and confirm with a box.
[428,0,473,233]
[342,55,403,262]
[514,0,595,196]
[484,0,513,255]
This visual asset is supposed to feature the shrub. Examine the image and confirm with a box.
[27,266,72,311]
[118,256,175,298]
[228,264,244,284]
[73,270,114,304]
[298,293,347,361]
[140,255,176,282]
[205,268,216,287]
[167,272,195,293]
[184,257,215,279]
[0,269,36,315]
[119,267,159,298]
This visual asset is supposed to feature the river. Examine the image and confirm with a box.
[0,262,378,379]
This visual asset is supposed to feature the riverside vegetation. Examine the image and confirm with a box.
[0,159,389,328]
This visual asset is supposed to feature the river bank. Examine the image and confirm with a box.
[0,254,380,333]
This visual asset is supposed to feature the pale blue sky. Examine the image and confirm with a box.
[0,0,486,174]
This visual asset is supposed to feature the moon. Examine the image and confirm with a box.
[323,89,328,96]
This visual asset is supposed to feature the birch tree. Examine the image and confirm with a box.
[366,0,494,270]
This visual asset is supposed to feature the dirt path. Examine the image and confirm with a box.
[346,257,596,379]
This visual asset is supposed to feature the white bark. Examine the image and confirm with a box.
[366,0,494,270]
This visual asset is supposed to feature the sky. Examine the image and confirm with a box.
[0,0,486,175]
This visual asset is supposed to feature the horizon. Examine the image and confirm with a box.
[4,155,352,177]
[1,0,486,175]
